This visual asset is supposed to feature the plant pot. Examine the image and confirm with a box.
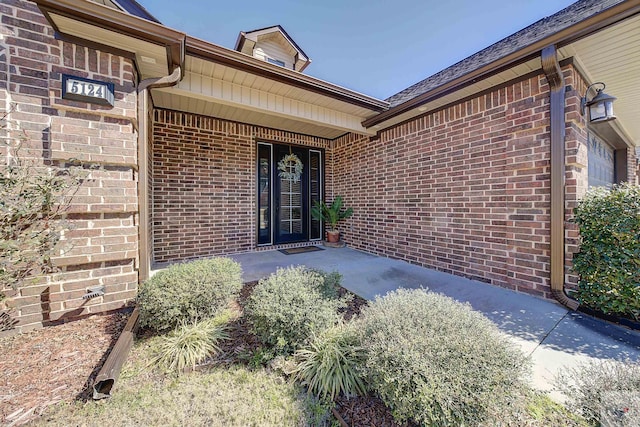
[326,230,340,243]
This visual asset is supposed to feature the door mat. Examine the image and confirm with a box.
[278,246,324,255]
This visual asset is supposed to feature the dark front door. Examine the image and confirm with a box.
[257,142,323,246]
[274,144,307,243]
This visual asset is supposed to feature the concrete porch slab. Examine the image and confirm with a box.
[230,246,640,394]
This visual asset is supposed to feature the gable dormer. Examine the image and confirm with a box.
[234,25,311,72]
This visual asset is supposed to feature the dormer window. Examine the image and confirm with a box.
[235,25,311,72]
[267,57,286,67]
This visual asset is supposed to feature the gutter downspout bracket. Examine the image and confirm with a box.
[541,45,579,310]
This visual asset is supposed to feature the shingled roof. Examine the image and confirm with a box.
[90,0,160,23]
[386,0,625,107]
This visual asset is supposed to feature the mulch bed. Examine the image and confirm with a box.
[0,282,405,426]
[334,395,413,427]
[0,311,129,425]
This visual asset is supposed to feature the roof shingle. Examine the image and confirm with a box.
[386,0,625,107]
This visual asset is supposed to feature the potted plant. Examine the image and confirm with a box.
[311,195,353,244]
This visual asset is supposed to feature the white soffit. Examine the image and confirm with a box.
[153,91,351,139]
[560,13,640,147]
[180,56,377,116]
[49,13,169,79]
[151,55,379,138]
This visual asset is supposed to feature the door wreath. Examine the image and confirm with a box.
[278,153,303,183]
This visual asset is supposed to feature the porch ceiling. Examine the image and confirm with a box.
[559,12,640,147]
[151,56,380,139]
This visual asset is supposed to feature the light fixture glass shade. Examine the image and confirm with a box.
[587,89,616,123]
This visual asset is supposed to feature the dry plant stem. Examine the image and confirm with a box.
[331,407,349,427]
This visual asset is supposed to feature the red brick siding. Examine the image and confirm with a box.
[334,73,557,298]
[151,110,331,264]
[1,0,138,333]
[564,67,590,289]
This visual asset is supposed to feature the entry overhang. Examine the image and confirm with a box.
[33,0,185,80]
[559,12,640,148]
[33,0,387,139]
[152,56,380,138]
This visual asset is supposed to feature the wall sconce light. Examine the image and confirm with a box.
[581,82,616,123]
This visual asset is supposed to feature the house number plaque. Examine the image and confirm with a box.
[62,74,115,106]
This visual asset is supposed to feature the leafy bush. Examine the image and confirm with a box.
[356,288,529,426]
[152,314,230,373]
[291,322,366,400]
[244,266,348,357]
[572,183,640,320]
[310,269,342,300]
[311,195,353,232]
[138,258,242,332]
[1,104,85,301]
[482,389,589,427]
[555,359,640,426]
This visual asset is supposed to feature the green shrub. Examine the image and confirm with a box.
[356,288,529,426]
[481,389,589,427]
[291,322,367,400]
[138,258,242,332]
[572,183,640,320]
[309,269,342,299]
[152,314,230,373]
[555,359,640,426]
[244,266,348,357]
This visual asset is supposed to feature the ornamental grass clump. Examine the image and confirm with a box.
[572,183,640,320]
[245,266,349,357]
[137,258,242,332]
[357,288,529,427]
[291,322,367,401]
[152,314,231,374]
[555,359,640,426]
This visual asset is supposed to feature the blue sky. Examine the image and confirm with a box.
[139,0,576,100]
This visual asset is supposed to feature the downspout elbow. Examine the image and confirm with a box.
[552,288,579,311]
[138,66,182,93]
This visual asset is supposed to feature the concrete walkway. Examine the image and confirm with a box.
[231,246,640,396]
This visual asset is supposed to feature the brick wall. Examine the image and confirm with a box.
[1,0,138,333]
[564,66,590,289]
[151,109,331,264]
[334,72,561,298]
[334,64,638,300]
